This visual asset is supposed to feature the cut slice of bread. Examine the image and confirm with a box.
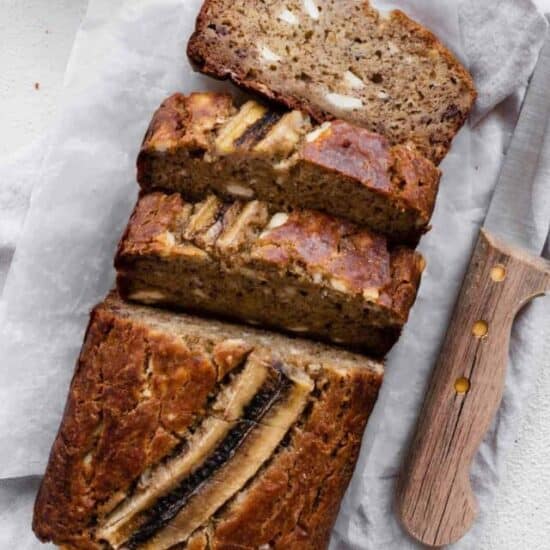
[33,292,382,549]
[138,92,441,243]
[115,192,424,355]
[187,0,476,163]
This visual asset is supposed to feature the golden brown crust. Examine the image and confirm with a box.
[388,247,425,323]
[137,92,235,182]
[187,1,477,164]
[301,121,393,192]
[33,294,383,549]
[250,208,391,295]
[144,92,234,151]
[300,120,440,231]
[115,192,183,259]
[32,307,220,548]
[137,92,441,243]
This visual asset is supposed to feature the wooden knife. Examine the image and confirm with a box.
[396,29,550,546]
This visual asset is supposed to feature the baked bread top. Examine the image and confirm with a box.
[137,92,441,242]
[187,0,476,163]
[33,292,382,549]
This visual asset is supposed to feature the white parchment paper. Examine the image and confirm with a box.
[0,1,549,548]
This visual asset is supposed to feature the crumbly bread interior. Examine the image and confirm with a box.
[187,0,476,163]
[33,294,382,549]
[116,193,424,355]
[138,93,440,243]
[118,261,401,355]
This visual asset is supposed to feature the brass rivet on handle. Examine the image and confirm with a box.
[454,376,471,394]
[490,264,506,282]
[472,320,489,338]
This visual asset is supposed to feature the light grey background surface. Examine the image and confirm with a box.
[0,1,549,548]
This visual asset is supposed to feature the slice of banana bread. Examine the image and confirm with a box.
[137,92,441,244]
[33,292,383,550]
[187,0,476,164]
[115,192,424,355]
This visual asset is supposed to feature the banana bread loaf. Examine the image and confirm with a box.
[33,292,383,549]
[137,92,441,243]
[187,0,476,164]
[115,192,424,355]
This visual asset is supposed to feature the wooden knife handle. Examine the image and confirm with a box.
[396,228,550,547]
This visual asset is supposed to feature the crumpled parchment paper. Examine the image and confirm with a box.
[0,1,548,548]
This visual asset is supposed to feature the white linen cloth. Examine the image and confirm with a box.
[0,1,549,548]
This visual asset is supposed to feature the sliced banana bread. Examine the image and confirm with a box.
[33,292,383,550]
[138,92,441,243]
[187,0,476,164]
[115,192,424,355]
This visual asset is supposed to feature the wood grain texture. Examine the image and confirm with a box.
[396,228,550,547]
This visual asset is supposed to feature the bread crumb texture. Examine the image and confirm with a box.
[187,0,476,163]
